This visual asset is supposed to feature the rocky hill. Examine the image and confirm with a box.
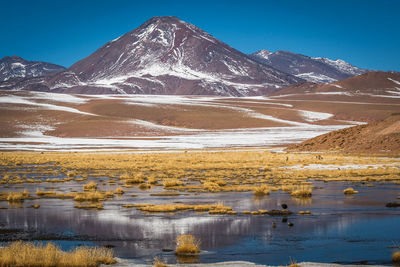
[249,50,367,83]
[288,114,400,154]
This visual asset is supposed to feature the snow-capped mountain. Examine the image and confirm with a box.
[249,50,367,83]
[0,16,302,96]
[0,56,65,82]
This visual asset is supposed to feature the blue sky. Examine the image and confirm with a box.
[1,0,399,71]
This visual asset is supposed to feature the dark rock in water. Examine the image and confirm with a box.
[282,217,288,223]
[267,209,292,216]
[281,204,288,210]
[288,222,294,227]
[272,222,276,228]
[162,248,174,252]
[386,202,400,207]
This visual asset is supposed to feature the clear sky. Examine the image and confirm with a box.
[1,0,399,71]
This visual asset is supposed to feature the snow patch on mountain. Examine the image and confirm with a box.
[388,78,400,86]
[295,72,336,84]
[0,56,65,81]
[312,57,365,76]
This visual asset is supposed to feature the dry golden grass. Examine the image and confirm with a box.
[150,192,182,196]
[175,234,200,255]
[114,187,125,195]
[6,190,29,202]
[66,171,76,177]
[36,190,57,197]
[253,185,270,196]
[74,203,103,210]
[125,177,145,184]
[163,179,183,187]
[0,241,116,267]
[74,191,106,202]
[153,257,169,267]
[343,187,359,194]
[290,185,312,198]
[202,181,221,192]
[393,251,400,263]
[138,183,151,190]
[83,182,98,191]
[135,203,232,214]
[0,150,399,206]
[298,210,311,215]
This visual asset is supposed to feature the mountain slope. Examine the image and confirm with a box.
[288,114,400,154]
[249,50,367,83]
[0,56,65,82]
[273,71,400,96]
[1,17,302,96]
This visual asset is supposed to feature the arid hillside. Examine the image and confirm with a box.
[289,114,400,154]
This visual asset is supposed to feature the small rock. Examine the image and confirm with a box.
[386,202,400,207]
[288,222,294,227]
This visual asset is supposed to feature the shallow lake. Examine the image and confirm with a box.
[1,181,400,266]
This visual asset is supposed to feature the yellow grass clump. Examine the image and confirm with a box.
[114,187,125,195]
[393,251,400,263]
[66,171,76,177]
[138,183,151,190]
[74,191,105,202]
[0,241,116,267]
[135,203,233,214]
[125,177,145,184]
[83,182,98,191]
[36,190,57,197]
[290,185,312,198]
[175,234,200,255]
[298,210,311,215]
[74,203,103,210]
[202,182,221,192]
[7,190,29,202]
[153,257,169,267]
[253,185,270,196]
[343,187,359,194]
[163,179,183,187]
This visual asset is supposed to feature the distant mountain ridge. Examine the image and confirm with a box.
[0,16,302,96]
[249,50,368,83]
[0,56,65,82]
[272,71,400,96]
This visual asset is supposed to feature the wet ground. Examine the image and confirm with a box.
[1,180,400,266]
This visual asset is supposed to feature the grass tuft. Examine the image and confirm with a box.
[83,182,98,191]
[253,185,270,196]
[7,190,29,202]
[175,234,200,255]
[0,241,116,267]
[290,185,312,198]
[393,250,400,263]
[343,187,359,194]
[153,257,169,267]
